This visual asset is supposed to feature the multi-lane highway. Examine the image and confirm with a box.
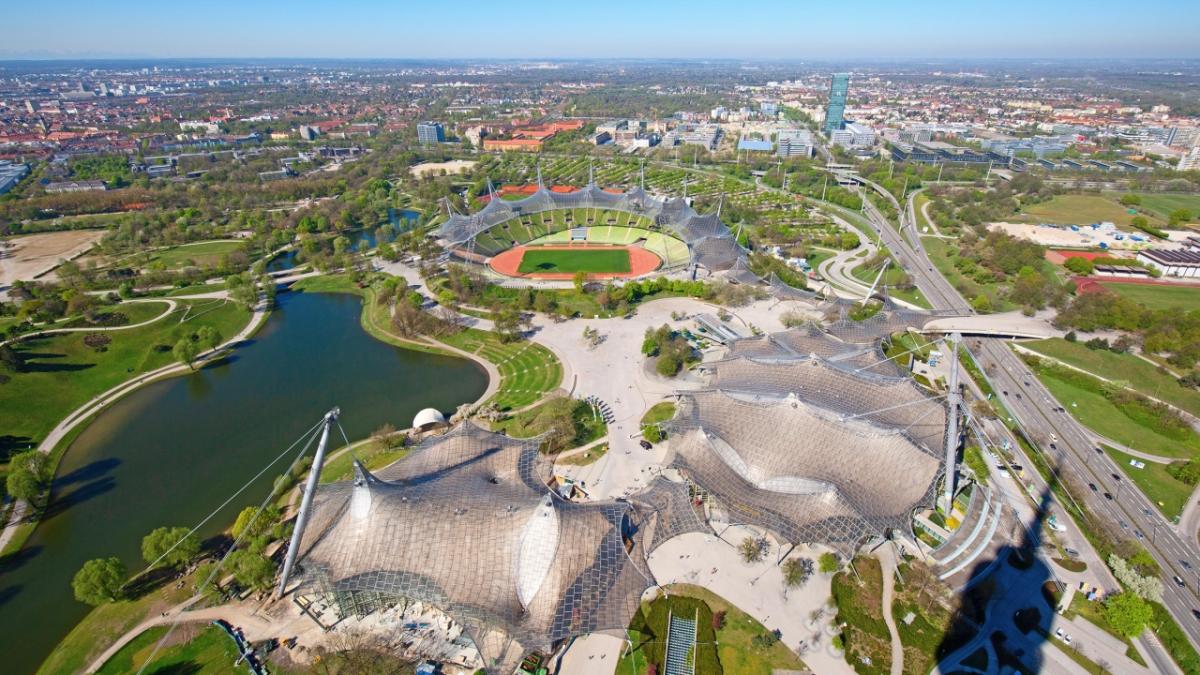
[851,173,1200,655]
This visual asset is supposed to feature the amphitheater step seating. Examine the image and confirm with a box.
[930,485,1004,581]
[664,611,697,675]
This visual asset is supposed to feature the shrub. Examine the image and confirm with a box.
[819,551,840,574]
[1167,460,1200,486]
[83,333,112,350]
[1104,593,1152,637]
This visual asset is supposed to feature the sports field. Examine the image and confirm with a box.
[517,248,631,274]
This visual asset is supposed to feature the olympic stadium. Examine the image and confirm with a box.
[433,170,748,281]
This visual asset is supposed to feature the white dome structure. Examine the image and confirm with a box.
[412,407,447,431]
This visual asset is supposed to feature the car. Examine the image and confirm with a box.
[1175,576,1187,588]
[1119,520,1128,529]
[1064,635,1072,645]
[1002,390,1008,396]
[1095,447,1103,454]
[1111,473,1121,481]
[1065,548,1080,558]
[1088,483,1097,492]
[1016,393,1022,399]
[1135,530,1145,540]
[1145,508,1154,517]
[1024,381,1031,386]
[1104,492,1113,500]
[1192,609,1200,621]
[1183,560,1193,570]
[639,439,653,450]
[1049,443,1057,451]
[1054,627,1064,638]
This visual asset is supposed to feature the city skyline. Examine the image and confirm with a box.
[5,0,1200,60]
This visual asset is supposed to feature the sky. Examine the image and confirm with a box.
[4,0,1199,60]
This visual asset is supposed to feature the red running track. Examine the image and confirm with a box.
[488,244,661,280]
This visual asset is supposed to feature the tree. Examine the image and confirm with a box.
[573,270,587,293]
[970,294,992,313]
[227,549,275,591]
[1168,209,1193,227]
[1103,593,1152,638]
[0,344,26,373]
[232,505,281,540]
[72,557,126,606]
[141,526,201,568]
[5,450,49,502]
[739,536,764,563]
[173,338,199,369]
[1118,194,1141,207]
[782,557,814,588]
[818,552,840,574]
[196,325,222,352]
[1063,257,1094,275]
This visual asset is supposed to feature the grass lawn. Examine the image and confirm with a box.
[518,247,631,274]
[640,402,677,426]
[849,255,932,309]
[1103,444,1192,519]
[832,557,891,675]
[38,570,195,675]
[1024,356,1200,459]
[0,298,252,455]
[491,396,606,449]
[1124,193,1200,222]
[148,240,246,268]
[556,442,607,467]
[319,438,411,484]
[1021,338,1200,418]
[1019,194,1162,227]
[1098,282,1200,312]
[95,624,241,675]
[616,583,805,675]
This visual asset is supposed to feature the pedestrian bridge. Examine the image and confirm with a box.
[919,310,1061,339]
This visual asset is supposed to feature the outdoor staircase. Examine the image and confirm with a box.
[664,610,698,675]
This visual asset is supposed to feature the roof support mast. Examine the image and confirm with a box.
[277,407,339,598]
[942,334,962,510]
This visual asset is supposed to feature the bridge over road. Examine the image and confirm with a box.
[919,309,1063,339]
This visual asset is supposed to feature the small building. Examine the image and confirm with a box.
[413,408,448,431]
[45,179,106,193]
[736,138,772,153]
[1137,248,1200,278]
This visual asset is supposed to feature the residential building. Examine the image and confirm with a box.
[1180,147,1200,172]
[0,161,29,195]
[823,73,849,136]
[417,121,445,145]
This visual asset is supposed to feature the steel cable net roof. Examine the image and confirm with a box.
[435,184,746,271]
[668,390,941,551]
[292,423,655,673]
[629,476,711,553]
[724,327,902,377]
[706,355,947,452]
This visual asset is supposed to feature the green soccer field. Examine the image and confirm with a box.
[517,248,631,274]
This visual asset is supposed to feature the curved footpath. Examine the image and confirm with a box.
[0,294,269,556]
[0,297,178,348]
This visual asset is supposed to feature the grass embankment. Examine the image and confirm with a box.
[517,248,631,274]
[1098,282,1200,312]
[920,235,1011,313]
[96,624,240,675]
[438,328,562,411]
[1019,194,1162,228]
[556,442,607,467]
[318,438,410,484]
[641,402,676,426]
[616,584,804,675]
[0,298,251,459]
[1110,193,1200,222]
[1103,445,1191,519]
[831,556,891,675]
[1023,355,1200,459]
[1021,338,1200,418]
[891,561,971,675]
[36,569,197,675]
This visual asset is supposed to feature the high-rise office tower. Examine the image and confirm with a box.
[824,73,849,136]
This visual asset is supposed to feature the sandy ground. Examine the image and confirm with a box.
[409,159,477,179]
[988,221,1149,251]
[0,229,105,288]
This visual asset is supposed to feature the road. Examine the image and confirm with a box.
[851,172,1200,659]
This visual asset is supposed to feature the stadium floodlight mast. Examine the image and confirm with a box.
[277,407,339,598]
